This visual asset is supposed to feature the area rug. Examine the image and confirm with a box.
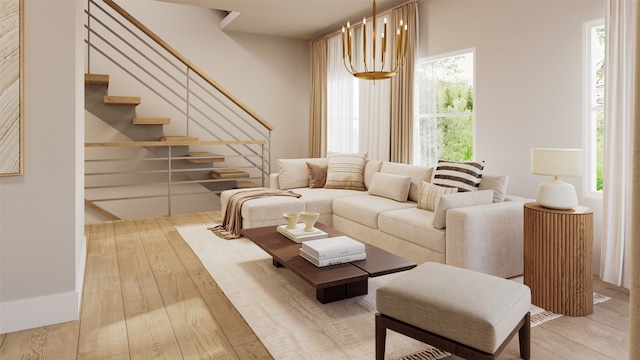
[177,223,447,360]
[176,223,609,360]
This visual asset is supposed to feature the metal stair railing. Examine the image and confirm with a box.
[84,0,273,218]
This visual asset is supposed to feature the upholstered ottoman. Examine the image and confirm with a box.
[376,262,531,359]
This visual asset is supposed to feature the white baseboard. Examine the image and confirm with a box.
[0,290,81,334]
[0,236,86,334]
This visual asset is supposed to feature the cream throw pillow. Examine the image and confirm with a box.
[417,181,458,212]
[324,152,367,191]
[433,190,494,229]
[368,172,412,202]
[479,174,509,203]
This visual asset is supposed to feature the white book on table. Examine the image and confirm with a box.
[301,235,366,259]
[299,248,366,267]
[277,224,328,243]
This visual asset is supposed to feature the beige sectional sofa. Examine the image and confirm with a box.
[220,156,528,278]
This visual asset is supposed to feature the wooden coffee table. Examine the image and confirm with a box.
[241,223,416,304]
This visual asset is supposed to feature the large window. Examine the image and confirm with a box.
[414,50,475,167]
[583,20,604,195]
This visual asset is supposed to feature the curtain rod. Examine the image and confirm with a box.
[310,0,419,43]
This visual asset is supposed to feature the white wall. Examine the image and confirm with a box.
[418,0,605,273]
[0,0,85,333]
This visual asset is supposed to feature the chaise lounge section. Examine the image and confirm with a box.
[220,154,528,278]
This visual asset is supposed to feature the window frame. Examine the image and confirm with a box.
[582,18,604,199]
[413,48,476,167]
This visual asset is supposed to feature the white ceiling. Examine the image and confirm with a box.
[157,0,409,40]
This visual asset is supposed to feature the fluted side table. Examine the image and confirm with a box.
[523,202,593,316]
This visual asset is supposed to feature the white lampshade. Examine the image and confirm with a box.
[531,148,582,210]
[531,148,582,177]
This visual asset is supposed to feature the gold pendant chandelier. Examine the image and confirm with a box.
[342,0,408,80]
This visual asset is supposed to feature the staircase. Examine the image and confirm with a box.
[85,71,267,219]
[84,0,273,220]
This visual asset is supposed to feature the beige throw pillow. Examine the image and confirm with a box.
[368,172,412,202]
[307,162,328,188]
[324,152,367,191]
[417,181,458,212]
[479,174,509,203]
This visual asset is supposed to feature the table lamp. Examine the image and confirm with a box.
[531,148,582,210]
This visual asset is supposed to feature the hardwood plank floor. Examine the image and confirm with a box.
[0,212,630,359]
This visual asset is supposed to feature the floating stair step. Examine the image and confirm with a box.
[236,180,261,189]
[211,169,250,179]
[133,117,170,125]
[85,74,109,87]
[186,151,224,163]
[160,136,198,142]
[103,96,141,106]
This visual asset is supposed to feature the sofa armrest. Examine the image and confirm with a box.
[445,198,531,278]
[269,173,281,189]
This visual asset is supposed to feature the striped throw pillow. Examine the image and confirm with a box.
[417,181,458,212]
[324,152,367,191]
[431,160,485,192]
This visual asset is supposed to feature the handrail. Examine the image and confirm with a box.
[85,139,267,147]
[101,0,274,132]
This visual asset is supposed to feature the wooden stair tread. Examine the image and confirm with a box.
[160,136,199,142]
[133,117,170,125]
[104,96,141,106]
[85,74,109,87]
[211,169,250,179]
[186,152,224,163]
[236,181,261,188]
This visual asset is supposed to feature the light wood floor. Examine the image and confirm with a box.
[0,211,630,359]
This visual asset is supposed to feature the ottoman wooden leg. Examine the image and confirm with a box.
[519,312,531,360]
[375,313,387,360]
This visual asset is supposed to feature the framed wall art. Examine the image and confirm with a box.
[0,0,23,176]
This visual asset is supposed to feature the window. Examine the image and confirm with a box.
[413,50,475,167]
[583,20,604,195]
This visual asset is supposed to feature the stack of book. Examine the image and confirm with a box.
[277,224,328,243]
[299,236,366,267]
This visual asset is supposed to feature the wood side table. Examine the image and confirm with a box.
[523,202,593,316]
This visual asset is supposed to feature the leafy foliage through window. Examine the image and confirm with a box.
[414,51,474,167]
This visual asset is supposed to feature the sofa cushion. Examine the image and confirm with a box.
[332,195,415,229]
[293,187,365,216]
[433,190,494,229]
[417,181,458,212]
[307,162,328,188]
[380,162,433,202]
[364,160,383,190]
[324,152,367,191]
[378,207,446,253]
[277,158,328,190]
[368,172,411,202]
[431,159,485,192]
[479,174,509,203]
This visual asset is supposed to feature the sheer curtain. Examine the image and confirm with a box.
[358,13,391,161]
[326,35,359,154]
[600,0,637,288]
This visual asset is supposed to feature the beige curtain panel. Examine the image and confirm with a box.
[308,39,327,158]
[389,2,417,164]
